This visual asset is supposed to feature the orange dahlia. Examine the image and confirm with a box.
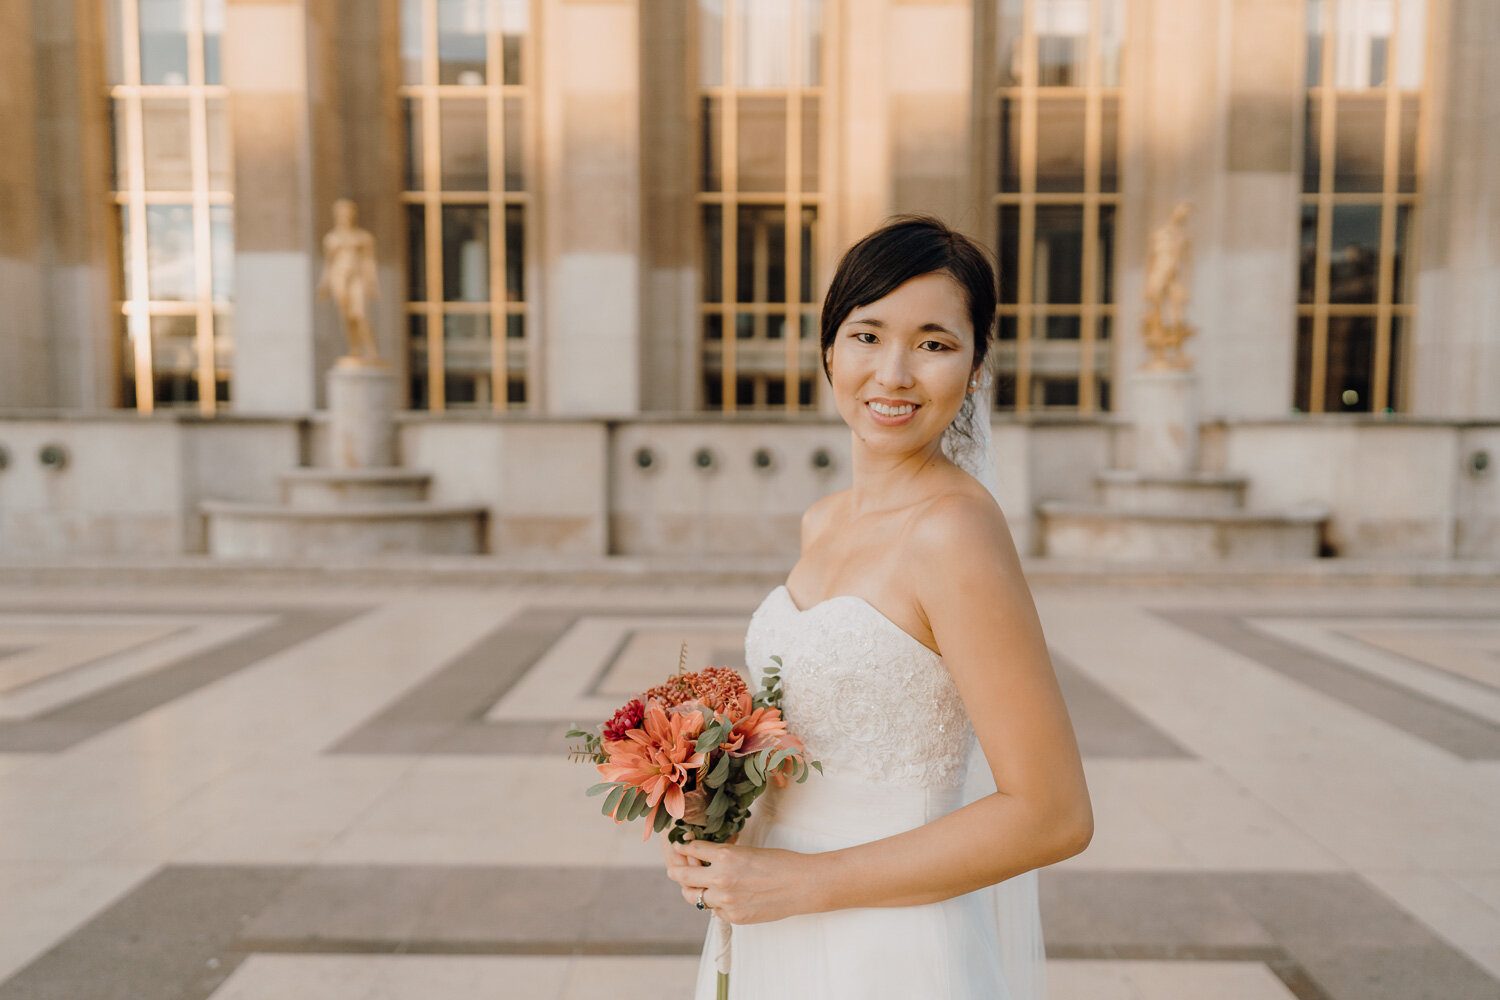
[596,699,707,834]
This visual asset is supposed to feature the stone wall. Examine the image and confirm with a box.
[0,413,1495,560]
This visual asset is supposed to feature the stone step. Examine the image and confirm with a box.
[1037,501,1329,561]
[279,467,432,507]
[1096,470,1250,514]
[202,500,487,558]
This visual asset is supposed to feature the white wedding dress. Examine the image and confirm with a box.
[690,583,1046,1000]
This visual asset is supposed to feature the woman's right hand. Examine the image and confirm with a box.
[663,831,705,890]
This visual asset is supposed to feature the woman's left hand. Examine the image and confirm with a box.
[666,839,816,925]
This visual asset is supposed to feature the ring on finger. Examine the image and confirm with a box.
[695,890,708,911]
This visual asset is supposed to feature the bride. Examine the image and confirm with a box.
[663,216,1093,999]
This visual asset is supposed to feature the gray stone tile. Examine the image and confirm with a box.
[1218,873,1500,1000]
[1041,871,1276,951]
[331,610,580,754]
[1159,610,1500,759]
[331,603,1187,759]
[331,605,757,756]
[0,606,367,752]
[1295,944,1500,1000]
[241,866,445,945]
[0,865,300,1000]
[1053,651,1192,759]
[5,865,1497,1000]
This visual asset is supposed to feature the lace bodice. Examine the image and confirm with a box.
[745,585,974,789]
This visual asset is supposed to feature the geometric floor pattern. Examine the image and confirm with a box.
[1,579,1497,999]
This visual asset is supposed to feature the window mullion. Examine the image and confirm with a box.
[120,0,155,412]
[487,12,506,412]
[1371,0,1404,414]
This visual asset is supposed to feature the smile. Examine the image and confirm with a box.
[866,400,919,418]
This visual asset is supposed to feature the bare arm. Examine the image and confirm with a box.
[670,494,1092,920]
[807,495,1091,909]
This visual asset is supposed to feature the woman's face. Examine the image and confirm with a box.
[826,271,977,456]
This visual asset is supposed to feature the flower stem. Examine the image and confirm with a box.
[717,972,729,1000]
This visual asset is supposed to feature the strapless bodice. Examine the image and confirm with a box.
[745,585,973,789]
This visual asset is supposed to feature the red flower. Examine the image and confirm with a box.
[602,698,646,742]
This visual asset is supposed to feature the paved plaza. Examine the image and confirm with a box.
[0,574,1497,999]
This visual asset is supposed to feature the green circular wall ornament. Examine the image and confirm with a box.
[811,448,834,471]
[693,447,717,473]
[0,445,8,471]
[634,447,657,471]
[1468,449,1491,477]
[752,448,776,473]
[39,444,69,470]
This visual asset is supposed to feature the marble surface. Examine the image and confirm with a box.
[0,579,1496,999]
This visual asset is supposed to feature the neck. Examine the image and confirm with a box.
[847,434,953,513]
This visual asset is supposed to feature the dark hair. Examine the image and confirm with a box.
[820,215,997,381]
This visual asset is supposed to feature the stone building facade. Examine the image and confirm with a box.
[0,0,1497,560]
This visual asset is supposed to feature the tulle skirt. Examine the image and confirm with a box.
[690,774,1028,1000]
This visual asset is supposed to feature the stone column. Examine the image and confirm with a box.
[638,0,698,412]
[832,0,893,254]
[1116,0,1225,415]
[0,0,48,408]
[1412,0,1500,417]
[224,0,320,413]
[34,0,118,410]
[540,0,641,415]
[1214,0,1303,418]
[889,0,976,232]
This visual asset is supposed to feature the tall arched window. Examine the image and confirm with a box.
[401,0,534,410]
[107,0,232,414]
[1297,0,1425,413]
[990,0,1122,414]
[696,0,826,412]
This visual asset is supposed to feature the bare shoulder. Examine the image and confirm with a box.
[800,490,848,550]
[907,486,1024,586]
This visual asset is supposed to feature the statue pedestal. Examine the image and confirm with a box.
[1130,369,1198,475]
[327,360,398,469]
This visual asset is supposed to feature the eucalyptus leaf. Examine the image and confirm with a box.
[706,752,731,788]
[603,784,625,817]
[586,782,615,797]
[653,805,672,833]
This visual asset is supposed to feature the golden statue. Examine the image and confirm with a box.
[1142,202,1194,371]
[318,198,383,365]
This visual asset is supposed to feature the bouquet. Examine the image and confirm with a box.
[567,646,819,999]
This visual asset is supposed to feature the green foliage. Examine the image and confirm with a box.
[705,750,732,788]
[566,724,606,764]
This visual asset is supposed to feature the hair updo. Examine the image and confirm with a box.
[819,215,998,381]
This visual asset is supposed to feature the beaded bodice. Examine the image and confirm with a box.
[745,585,974,789]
